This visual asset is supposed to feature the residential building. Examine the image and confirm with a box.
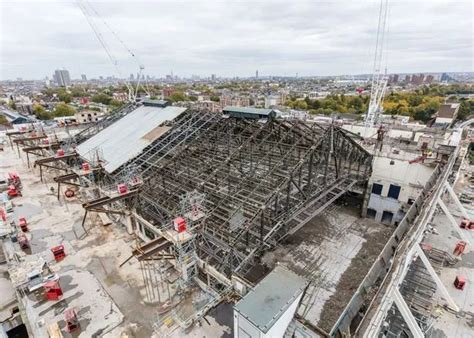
[162,88,175,98]
[53,69,71,87]
[74,110,101,124]
[220,96,250,108]
[264,95,280,108]
[434,103,460,127]
[112,92,128,102]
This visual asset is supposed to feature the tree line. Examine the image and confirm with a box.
[285,84,473,122]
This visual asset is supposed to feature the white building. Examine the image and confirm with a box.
[366,149,435,225]
[264,95,280,108]
[233,265,307,338]
[434,103,460,127]
[74,110,101,124]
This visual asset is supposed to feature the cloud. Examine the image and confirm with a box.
[0,0,472,80]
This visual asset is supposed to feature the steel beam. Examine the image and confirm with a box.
[414,245,459,311]
[392,289,424,338]
[444,182,470,219]
[437,197,471,244]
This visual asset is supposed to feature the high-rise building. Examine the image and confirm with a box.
[211,74,216,81]
[256,70,259,79]
[411,74,425,85]
[81,74,87,81]
[53,69,71,87]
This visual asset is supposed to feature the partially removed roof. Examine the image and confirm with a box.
[77,105,186,173]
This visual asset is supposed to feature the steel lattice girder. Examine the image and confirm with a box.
[124,114,372,276]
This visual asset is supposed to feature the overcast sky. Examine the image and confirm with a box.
[0,0,472,80]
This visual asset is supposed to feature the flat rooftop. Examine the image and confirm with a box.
[0,144,163,337]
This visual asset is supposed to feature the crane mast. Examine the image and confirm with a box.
[365,0,389,136]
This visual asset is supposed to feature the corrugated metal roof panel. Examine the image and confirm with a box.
[77,105,186,173]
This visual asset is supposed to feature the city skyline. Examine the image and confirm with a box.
[0,0,473,81]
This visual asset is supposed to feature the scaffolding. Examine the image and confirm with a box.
[127,114,372,277]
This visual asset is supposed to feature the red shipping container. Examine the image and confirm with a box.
[19,217,28,232]
[117,184,128,194]
[454,276,466,290]
[173,217,187,233]
[453,241,467,256]
[65,308,80,332]
[51,245,66,262]
[44,280,63,301]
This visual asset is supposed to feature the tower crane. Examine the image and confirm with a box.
[364,0,389,137]
[76,0,150,102]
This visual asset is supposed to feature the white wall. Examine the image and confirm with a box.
[234,313,262,338]
[435,117,453,125]
[367,156,434,225]
[388,129,412,139]
[264,293,303,338]
[371,157,433,203]
[234,293,303,338]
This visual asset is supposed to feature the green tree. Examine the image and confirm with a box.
[91,93,112,105]
[295,100,308,110]
[109,99,123,108]
[58,90,72,103]
[33,104,53,120]
[53,103,77,117]
[210,95,220,102]
[0,114,8,125]
[458,99,474,121]
[169,91,186,102]
[70,86,87,98]
[8,100,17,110]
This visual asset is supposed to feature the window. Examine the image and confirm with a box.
[382,211,394,224]
[388,184,401,199]
[372,183,383,195]
[367,208,377,219]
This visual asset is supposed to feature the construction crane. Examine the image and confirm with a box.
[76,0,150,102]
[364,0,389,137]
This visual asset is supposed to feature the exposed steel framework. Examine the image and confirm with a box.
[116,111,373,277]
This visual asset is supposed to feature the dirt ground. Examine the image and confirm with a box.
[262,200,395,333]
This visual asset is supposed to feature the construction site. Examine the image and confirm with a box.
[1,0,474,337]
[1,97,473,337]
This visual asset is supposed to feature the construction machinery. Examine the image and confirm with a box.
[364,0,389,136]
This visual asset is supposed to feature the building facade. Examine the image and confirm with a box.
[53,69,71,87]
[366,155,434,225]
[74,110,101,124]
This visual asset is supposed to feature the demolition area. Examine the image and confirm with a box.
[1,102,421,337]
